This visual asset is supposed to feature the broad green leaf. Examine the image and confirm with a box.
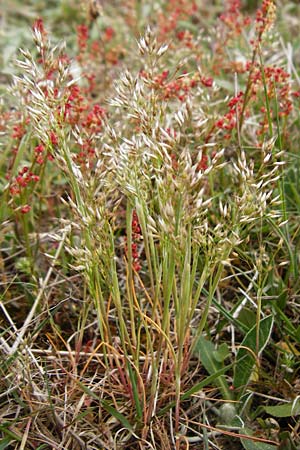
[213,342,230,363]
[230,415,244,428]
[264,399,300,418]
[240,428,277,450]
[233,316,274,390]
[194,336,232,400]
[240,438,277,450]
[238,307,256,329]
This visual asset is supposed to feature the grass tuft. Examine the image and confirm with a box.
[1,1,300,448]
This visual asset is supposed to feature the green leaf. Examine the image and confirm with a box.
[101,399,134,431]
[0,437,13,450]
[158,361,234,416]
[126,360,143,421]
[233,316,274,390]
[240,438,277,450]
[0,424,22,442]
[230,415,244,428]
[238,307,257,329]
[240,428,277,450]
[278,431,298,450]
[213,342,230,363]
[295,325,300,341]
[264,399,300,418]
[194,336,232,400]
[76,380,133,431]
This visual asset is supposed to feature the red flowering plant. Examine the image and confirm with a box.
[3,19,108,211]
[194,0,297,153]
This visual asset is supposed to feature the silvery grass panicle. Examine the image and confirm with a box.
[105,27,242,427]
[11,24,121,351]
[82,27,285,427]
[9,21,287,440]
[231,146,283,225]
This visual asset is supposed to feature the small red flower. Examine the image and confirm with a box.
[34,143,45,154]
[12,124,25,140]
[20,205,31,214]
[104,27,115,41]
[197,154,208,171]
[32,18,46,35]
[77,24,89,51]
[200,76,213,88]
[49,131,58,146]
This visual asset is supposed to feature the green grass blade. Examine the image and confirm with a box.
[76,381,133,431]
[233,315,274,390]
